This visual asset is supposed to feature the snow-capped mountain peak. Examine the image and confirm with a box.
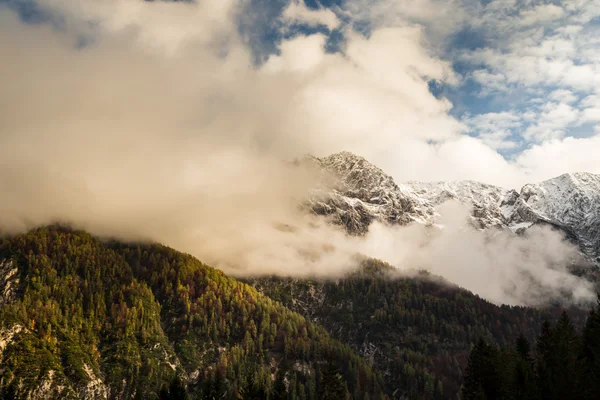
[304,152,433,233]
[305,151,600,263]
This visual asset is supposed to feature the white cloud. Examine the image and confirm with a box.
[517,134,600,180]
[519,4,564,27]
[458,0,600,161]
[555,25,584,36]
[2,0,600,306]
[263,34,328,73]
[581,95,600,122]
[0,0,483,278]
[548,89,577,104]
[360,207,594,306]
[282,0,340,30]
[524,102,580,142]
[466,111,521,129]
[472,70,509,94]
[463,111,520,149]
[479,130,518,150]
[344,0,470,42]
[527,37,575,58]
[44,0,243,56]
[18,0,600,190]
[462,0,600,91]
[567,0,600,24]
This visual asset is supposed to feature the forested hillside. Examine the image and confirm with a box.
[0,226,386,399]
[462,301,600,400]
[249,260,589,399]
[0,226,592,399]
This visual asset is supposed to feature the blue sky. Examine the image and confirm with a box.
[270,0,600,159]
[1,0,600,186]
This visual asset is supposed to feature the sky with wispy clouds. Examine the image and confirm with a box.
[1,0,600,188]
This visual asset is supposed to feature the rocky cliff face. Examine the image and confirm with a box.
[506,173,600,261]
[305,152,600,264]
[304,152,434,234]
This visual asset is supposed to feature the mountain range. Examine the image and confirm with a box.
[305,151,600,264]
[1,151,599,399]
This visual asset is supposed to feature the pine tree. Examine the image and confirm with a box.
[516,333,532,361]
[536,319,555,400]
[553,312,582,400]
[159,376,190,400]
[581,295,600,400]
[462,339,500,400]
[273,368,287,400]
[243,374,268,400]
[203,373,227,400]
[513,333,537,400]
[318,361,347,400]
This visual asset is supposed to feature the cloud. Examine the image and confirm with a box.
[519,4,564,27]
[548,89,577,104]
[523,102,581,142]
[568,0,600,24]
[581,95,600,122]
[0,0,474,277]
[463,111,521,150]
[0,0,597,307]
[46,0,243,56]
[471,70,509,95]
[263,33,328,73]
[358,202,595,306]
[457,0,600,153]
[516,134,600,180]
[11,0,596,190]
[282,0,340,31]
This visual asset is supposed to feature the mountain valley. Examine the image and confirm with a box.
[1,153,600,399]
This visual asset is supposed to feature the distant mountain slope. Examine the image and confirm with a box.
[0,226,386,399]
[248,260,587,400]
[405,180,507,229]
[510,173,600,261]
[306,152,600,263]
[304,152,434,234]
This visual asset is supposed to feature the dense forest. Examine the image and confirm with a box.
[0,225,594,399]
[0,226,385,399]
[462,299,600,400]
[249,261,589,399]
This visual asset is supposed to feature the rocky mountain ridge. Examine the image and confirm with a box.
[305,152,600,263]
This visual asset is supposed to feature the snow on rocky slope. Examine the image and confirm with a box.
[305,152,600,263]
[303,152,434,234]
[405,180,508,229]
[507,173,600,261]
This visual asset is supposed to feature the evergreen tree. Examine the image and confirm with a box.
[203,373,227,400]
[581,294,600,400]
[159,377,190,400]
[552,312,582,400]
[516,333,532,361]
[513,334,537,400]
[242,371,268,400]
[318,361,347,400]
[535,320,555,400]
[273,368,287,400]
[462,339,500,400]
